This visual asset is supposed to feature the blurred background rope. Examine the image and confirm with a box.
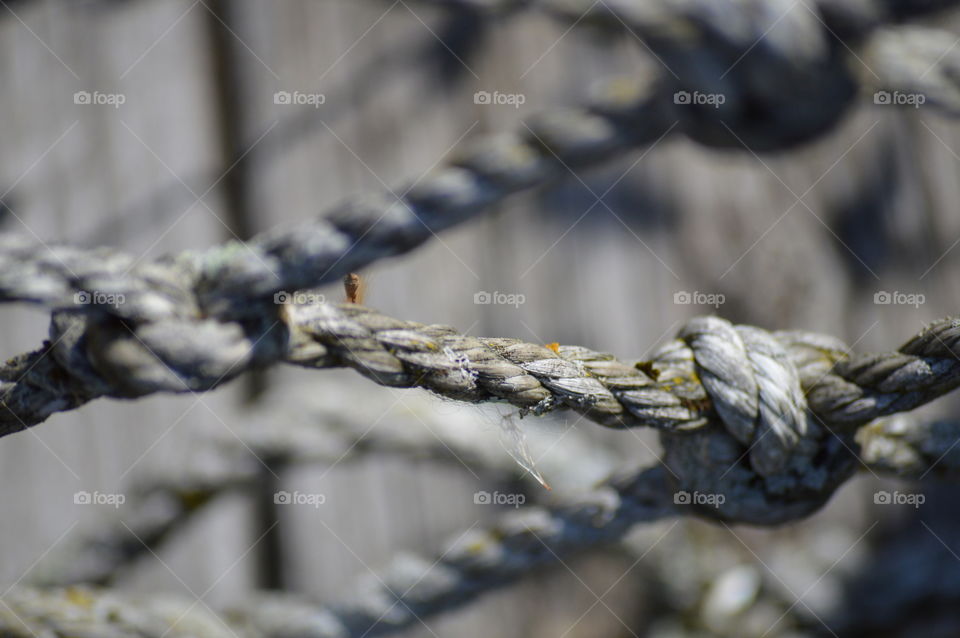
[2,0,960,635]
[0,466,676,638]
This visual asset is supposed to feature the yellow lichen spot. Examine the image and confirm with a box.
[545,342,560,354]
[65,586,95,608]
[180,489,213,510]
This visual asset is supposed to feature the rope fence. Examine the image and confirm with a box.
[2,0,960,635]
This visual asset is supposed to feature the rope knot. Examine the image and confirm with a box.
[680,316,808,476]
[658,316,856,525]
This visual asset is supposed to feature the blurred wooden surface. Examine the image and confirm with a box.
[1,1,959,636]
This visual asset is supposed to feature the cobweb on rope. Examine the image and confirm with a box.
[441,342,552,489]
[496,409,552,490]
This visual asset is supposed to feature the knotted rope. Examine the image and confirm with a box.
[5,298,956,522]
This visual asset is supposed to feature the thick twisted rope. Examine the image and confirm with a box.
[10,405,955,638]
[29,382,614,588]
[0,0,957,434]
[3,0,960,316]
[6,299,960,443]
[5,299,956,524]
[279,308,960,447]
[857,414,960,479]
[0,466,675,638]
[0,64,674,321]
[10,411,955,636]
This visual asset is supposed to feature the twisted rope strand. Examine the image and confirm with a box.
[4,299,960,451]
[29,388,597,588]
[857,414,960,479]
[288,306,960,435]
[2,0,959,320]
[0,466,676,638]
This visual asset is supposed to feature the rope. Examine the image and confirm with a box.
[5,299,958,523]
[20,299,960,441]
[0,466,675,638]
[1,1,960,632]
[0,0,956,436]
[2,0,959,314]
[410,0,960,146]
[12,410,958,636]
[29,381,608,587]
[857,414,960,479]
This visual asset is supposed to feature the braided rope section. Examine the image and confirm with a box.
[291,305,960,439]
[9,405,958,638]
[6,299,954,522]
[6,301,960,471]
[0,467,675,638]
[857,415,960,479]
[1,0,959,317]
[281,306,960,522]
[28,387,587,588]
[4,298,957,438]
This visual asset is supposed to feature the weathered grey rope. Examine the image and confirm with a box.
[7,299,954,525]
[5,301,960,467]
[410,0,960,145]
[9,408,954,637]
[268,307,960,443]
[413,0,960,31]
[0,466,675,638]
[2,0,959,317]
[28,396,568,588]
[0,0,957,435]
[0,64,674,320]
[857,414,960,479]
[231,306,960,522]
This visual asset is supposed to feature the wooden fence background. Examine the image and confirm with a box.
[1,1,959,636]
